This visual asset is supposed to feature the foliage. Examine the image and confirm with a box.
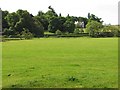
[36,11,49,31]
[64,20,75,33]
[2,9,44,37]
[102,25,120,37]
[88,13,103,23]
[21,28,33,39]
[3,27,16,36]
[48,16,60,33]
[2,7,119,38]
[33,18,44,37]
[98,32,114,37]
[55,30,62,35]
[57,16,66,32]
[86,21,103,37]
[2,11,9,29]
[74,28,80,34]
[6,12,19,28]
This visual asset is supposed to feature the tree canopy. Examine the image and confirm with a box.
[3,6,116,38]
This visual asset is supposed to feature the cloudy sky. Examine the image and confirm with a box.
[0,0,119,25]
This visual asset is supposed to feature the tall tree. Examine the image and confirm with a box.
[45,6,58,20]
[35,11,49,31]
[88,13,103,23]
[33,18,44,37]
[6,12,19,28]
[48,16,60,33]
[86,20,103,37]
[5,9,44,37]
[48,6,58,17]
[57,16,66,32]
[2,10,9,29]
[64,19,75,33]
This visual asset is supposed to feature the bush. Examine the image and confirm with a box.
[21,28,33,39]
[84,28,89,33]
[86,21,103,37]
[8,35,21,38]
[74,28,80,34]
[102,25,119,37]
[98,32,114,37]
[55,30,62,35]
[116,31,120,37]
[1,36,5,42]
[3,35,8,38]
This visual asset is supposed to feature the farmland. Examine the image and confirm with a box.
[2,38,118,88]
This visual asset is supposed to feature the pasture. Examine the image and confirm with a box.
[2,38,118,88]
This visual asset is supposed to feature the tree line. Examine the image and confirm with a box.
[2,6,120,39]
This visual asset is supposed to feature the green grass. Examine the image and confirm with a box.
[2,38,118,88]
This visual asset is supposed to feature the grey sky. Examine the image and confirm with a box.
[0,0,119,25]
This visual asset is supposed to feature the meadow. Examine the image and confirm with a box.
[2,38,118,88]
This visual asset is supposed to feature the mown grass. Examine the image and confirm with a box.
[2,37,118,88]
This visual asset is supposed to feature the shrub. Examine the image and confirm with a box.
[21,28,33,39]
[98,32,114,37]
[1,36,5,42]
[102,25,119,37]
[74,28,80,34]
[116,31,120,37]
[86,21,103,37]
[55,30,62,35]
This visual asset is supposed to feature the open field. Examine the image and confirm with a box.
[2,38,118,88]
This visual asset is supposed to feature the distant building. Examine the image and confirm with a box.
[75,21,84,28]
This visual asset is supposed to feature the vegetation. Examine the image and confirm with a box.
[86,21,103,37]
[1,6,119,88]
[2,6,119,39]
[2,38,118,88]
[2,9,44,38]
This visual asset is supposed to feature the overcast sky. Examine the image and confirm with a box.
[0,0,119,25]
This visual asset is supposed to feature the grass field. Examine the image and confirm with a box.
[2,38,118,88]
